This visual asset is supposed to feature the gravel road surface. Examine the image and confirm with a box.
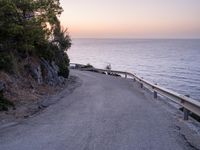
[0,70,200,150]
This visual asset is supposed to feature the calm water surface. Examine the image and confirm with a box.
[68,39,200,101]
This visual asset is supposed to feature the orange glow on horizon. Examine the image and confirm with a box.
[60,0,200,38]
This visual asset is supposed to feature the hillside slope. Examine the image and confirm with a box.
[0,0,71,112]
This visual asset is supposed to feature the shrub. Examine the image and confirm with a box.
[57,54,70,78]
[36,46,56,62]
[0,0,71,78]
[0,91,14,111]
[85,63,94,68]
[0,52,14,73]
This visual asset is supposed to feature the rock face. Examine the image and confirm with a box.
[40,58,66,86]
[51,61,59,74]
[24,63,43,85]
[25,58,66,86]
[30,66,43,84]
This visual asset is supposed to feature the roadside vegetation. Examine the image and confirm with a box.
[0,91,14,111]
[0,0,71,111]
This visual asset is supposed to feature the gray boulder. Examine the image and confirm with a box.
[58,76,66,85]
[30,65,43,84]
[25,59,66,86]
[51,61,59,73]
[25,64,43,84]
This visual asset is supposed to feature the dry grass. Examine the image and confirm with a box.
[0,69,64,120]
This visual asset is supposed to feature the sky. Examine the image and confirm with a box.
[60,0,200,38]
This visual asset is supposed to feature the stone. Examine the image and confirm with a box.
[40,58,60,85]
[25,59,66,86]
[24,63,43,84]
[58,76,66,85]
[30,65,43,84]
[51,61,59,73]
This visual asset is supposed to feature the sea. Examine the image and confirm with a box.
[68,39,200,101]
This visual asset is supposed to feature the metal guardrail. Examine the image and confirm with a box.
[70,63,200,120]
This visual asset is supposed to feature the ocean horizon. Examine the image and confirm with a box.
[68,38,200,101]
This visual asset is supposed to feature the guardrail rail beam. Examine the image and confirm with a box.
[70,63,200,121]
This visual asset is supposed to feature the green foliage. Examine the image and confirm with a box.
[57,53,70,78]
[86,64,94,68]
[51,24,71,78]
[53,24,71,51]
[0,0,71,78]
[81,63,94,69]
[0,52,14,73]
[0,91,14,111]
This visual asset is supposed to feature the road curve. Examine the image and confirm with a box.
[0,70,200,150]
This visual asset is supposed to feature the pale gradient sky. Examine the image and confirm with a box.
[60,0,200,38]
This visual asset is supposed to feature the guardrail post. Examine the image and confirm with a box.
[154,91,157,99]
[183,108,189,120]
[125,73,127,79]
[140,83,143,88]
[71,63,200,120]
[107,70,110,75]
[183,95,190,120]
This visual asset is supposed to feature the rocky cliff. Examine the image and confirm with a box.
[0,57,69,118]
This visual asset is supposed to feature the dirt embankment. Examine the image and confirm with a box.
[0,57,75,125]
[0,73,80,127]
